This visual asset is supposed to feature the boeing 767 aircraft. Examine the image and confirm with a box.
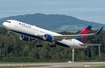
[3,20,103,48]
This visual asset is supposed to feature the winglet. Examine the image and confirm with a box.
[96,27,103,34]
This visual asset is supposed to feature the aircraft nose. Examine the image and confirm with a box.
[3,22,8,28]
[3,22,6,27]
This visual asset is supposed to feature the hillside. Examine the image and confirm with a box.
[0,13,104,32]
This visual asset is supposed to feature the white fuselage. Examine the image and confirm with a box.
[3,20,86,48]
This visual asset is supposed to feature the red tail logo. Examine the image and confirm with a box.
[76,25,92,43]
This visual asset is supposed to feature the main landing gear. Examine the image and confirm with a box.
[36,40,43,47]
[36,40,56,48]
[50,41,56,47]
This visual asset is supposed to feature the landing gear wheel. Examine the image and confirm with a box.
[50,45,56,47]
[36,40,42,47]
[36,45,43,47]
[50,41,56,47]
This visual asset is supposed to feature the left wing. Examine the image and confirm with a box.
[80,44,101,46]
[53,27,103,40]
[54,33,96,40]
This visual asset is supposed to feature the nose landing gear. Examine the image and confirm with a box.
[8,30,11,36]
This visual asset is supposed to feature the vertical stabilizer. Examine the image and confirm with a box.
[76,25,92,43]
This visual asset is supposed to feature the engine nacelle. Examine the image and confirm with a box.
[20,35,31,41]
[43,34,54,41]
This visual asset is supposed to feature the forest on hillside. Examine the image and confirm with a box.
[0,27,105,62]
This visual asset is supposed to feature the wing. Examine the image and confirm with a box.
[54,33,95,39]
[80,44,101,46]
[53,27,103,40]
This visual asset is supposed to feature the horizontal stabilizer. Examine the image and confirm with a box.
[80,44,101,46]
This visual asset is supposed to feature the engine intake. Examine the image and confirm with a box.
[43,34,53,41]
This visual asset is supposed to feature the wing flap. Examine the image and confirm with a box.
[80,44,101,46]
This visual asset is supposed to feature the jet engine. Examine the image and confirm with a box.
[20,35,32,41]
[43,34,54,41]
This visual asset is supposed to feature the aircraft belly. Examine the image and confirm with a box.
[59,39,84,48]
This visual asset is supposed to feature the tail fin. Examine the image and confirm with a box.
[76,25,92,43]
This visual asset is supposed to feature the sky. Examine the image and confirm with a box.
[0,0,105,24]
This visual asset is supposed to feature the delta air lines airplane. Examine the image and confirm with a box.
[3,20,103,48]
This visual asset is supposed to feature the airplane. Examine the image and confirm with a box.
[3,20,103,48]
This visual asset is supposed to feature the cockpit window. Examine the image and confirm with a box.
[6,21,11,23]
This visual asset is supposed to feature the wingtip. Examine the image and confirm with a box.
[96,27,103,34]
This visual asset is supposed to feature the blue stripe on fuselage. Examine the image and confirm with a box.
[11,30,70,48]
